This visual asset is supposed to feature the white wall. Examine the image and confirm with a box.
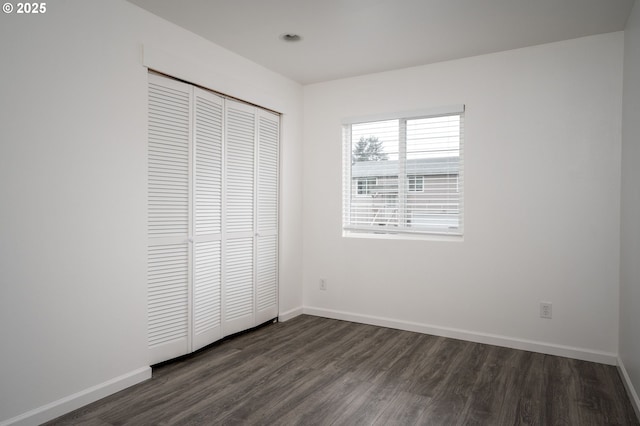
[303,33,623,360]
[0,1,303,423]
[620,0,640,412]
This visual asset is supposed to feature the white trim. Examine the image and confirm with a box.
[0,367,151,426]
[343,226,463,238]
[618,357,640,421]
[341,104,465,125]
[302,306,617,365]
[278,306,303,322]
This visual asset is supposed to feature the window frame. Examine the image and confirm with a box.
[342,105,465,239]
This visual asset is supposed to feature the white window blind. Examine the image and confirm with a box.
[342,106,464,237]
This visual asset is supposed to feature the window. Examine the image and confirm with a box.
[408,175,424,192]
[356,177,377,196]
[342,105,464,237]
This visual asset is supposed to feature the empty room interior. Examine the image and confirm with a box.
[1,0,640,424]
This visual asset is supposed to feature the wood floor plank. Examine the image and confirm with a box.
[374,332,442,392]
[405,337,475,399]
[324,381,398,426]
[606,364,640,425]
[512,351,547,425]
[371,390,431,425]
[274,374,373,425]
[179,364,338,425]
[46,315,639,426]
[542,355,580,425]
[459,345,521,425]
[417,340,490,424]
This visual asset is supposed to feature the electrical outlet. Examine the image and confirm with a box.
[320,279,327,291]
[540,302,552,319]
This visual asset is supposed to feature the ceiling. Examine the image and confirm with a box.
[128,0,634,85]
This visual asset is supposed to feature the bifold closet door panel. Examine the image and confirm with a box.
[192,88,224,351]
[147,74,192,364]
[255,110,279,324]
[223,100,256,336]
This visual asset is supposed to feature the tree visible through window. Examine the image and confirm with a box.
[342,107,464,237]
[352,136,388,163]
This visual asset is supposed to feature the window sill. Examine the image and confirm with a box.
[342,229,464,242]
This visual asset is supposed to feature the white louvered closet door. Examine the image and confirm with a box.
[147,74,192,364]
[148,73,279,364]
[223,100,256,336]
[191,87,224,351]
[255,110,279,324]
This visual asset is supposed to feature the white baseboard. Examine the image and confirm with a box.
[278,306,303,322]
[303,306,618,365]
[618,357,640,421]
[1,366,151,426]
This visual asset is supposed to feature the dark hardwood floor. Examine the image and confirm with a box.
[47,315,639,425]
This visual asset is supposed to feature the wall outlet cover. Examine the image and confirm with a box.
[540,302,552,319]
